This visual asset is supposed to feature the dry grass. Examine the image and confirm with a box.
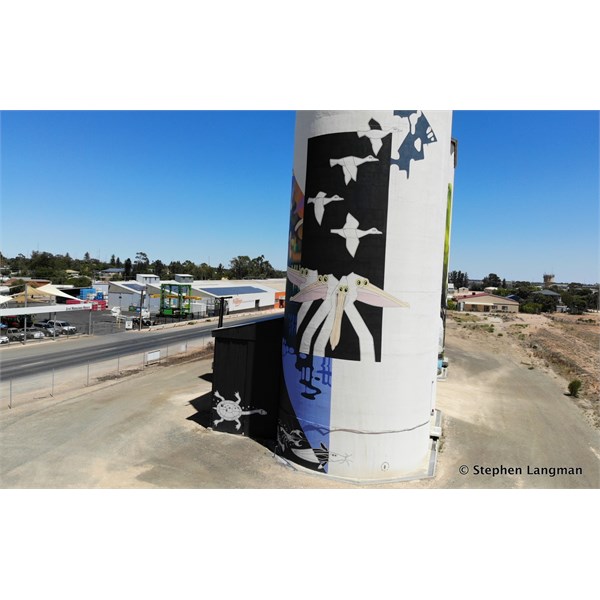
[447,310,600,428]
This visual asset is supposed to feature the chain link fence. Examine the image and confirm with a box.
[0,334,214,410]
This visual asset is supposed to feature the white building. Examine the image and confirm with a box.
[136,274,160,285]
[106,278,287,316]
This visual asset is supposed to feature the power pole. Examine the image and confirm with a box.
[138,289,145,331]
[217,296,232,328]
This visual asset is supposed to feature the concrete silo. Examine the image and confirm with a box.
[278,110,454,482]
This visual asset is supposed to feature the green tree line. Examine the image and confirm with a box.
[0,250,286,286]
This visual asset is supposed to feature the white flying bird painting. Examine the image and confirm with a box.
[329,155,378,185]
[307,191,344,225]
[357,125,400,156]
[330,213,382,257]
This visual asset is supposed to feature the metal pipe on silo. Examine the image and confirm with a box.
[277,110,454,482]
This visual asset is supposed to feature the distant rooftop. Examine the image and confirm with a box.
[197,285,270,297]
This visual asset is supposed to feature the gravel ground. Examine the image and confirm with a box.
[1,318,598,489]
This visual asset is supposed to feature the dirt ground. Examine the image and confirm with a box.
[2,309,599,489]
[448,310,600,429]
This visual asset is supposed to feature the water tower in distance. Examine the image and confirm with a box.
[543,273,555,288]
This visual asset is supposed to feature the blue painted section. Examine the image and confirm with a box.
[282,340,333,471]
[391,110,437,176]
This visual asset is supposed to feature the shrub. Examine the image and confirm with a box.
[568,379,582,397]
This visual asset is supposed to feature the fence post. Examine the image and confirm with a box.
[9,379,12,409]
[87,363,90,387]
[185,341,188,353]
[117,355,120,374]
[51,369,55,397]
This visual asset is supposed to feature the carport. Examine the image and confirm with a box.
[0,284,92,343]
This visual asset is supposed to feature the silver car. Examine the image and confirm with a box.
[6,328,25,341]
[46,320,77,334]
[0,335,9,344]
[24,329,45,339]
[33,322,60,337]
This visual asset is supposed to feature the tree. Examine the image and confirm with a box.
[531,292,558,313]
[134,251,150,275]
[181,260,197,277]
[168,261,183,277]
[229,255,252,279]
[449,270,469,289]
[197,263,215,280]
[521,302,542,314]
[482,273,502,288]
[69,275,93,287]
[84,251,91,262]
[124,258,132,279]
[110,254,116,266]
[152,259,166,279]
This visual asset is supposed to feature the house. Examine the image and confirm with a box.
[454,292,519,313]
[534,289,562,300]
[98,267,125,280]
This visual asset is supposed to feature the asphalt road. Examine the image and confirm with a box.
[0,311,281,380]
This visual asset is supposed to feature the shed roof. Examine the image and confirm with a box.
[457,293,519,305]
[197,285,269,297]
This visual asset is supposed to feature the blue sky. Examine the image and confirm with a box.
[1,110,598,283]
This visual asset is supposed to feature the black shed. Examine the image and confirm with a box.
[210,315,283,441]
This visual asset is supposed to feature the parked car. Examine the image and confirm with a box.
[24,329,45,339]
[130,316,154,327]
[33,322,61,337]
[0,335,9,344]
[6,327,25,341]
[46,320,77,334]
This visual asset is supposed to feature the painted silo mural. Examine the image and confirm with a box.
[278,110,454,481]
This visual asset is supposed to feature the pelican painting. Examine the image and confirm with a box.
[290,266,319,330]
[307,191,344,225]
[330,213,382,257]
[288,267,409,361]
[329,155,378,185]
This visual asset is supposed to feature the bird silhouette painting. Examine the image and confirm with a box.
[307,191,344,225]
[356,118,401,156]
[330,213,382,257]
[329,155,378,185]
[288,267,409,361]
